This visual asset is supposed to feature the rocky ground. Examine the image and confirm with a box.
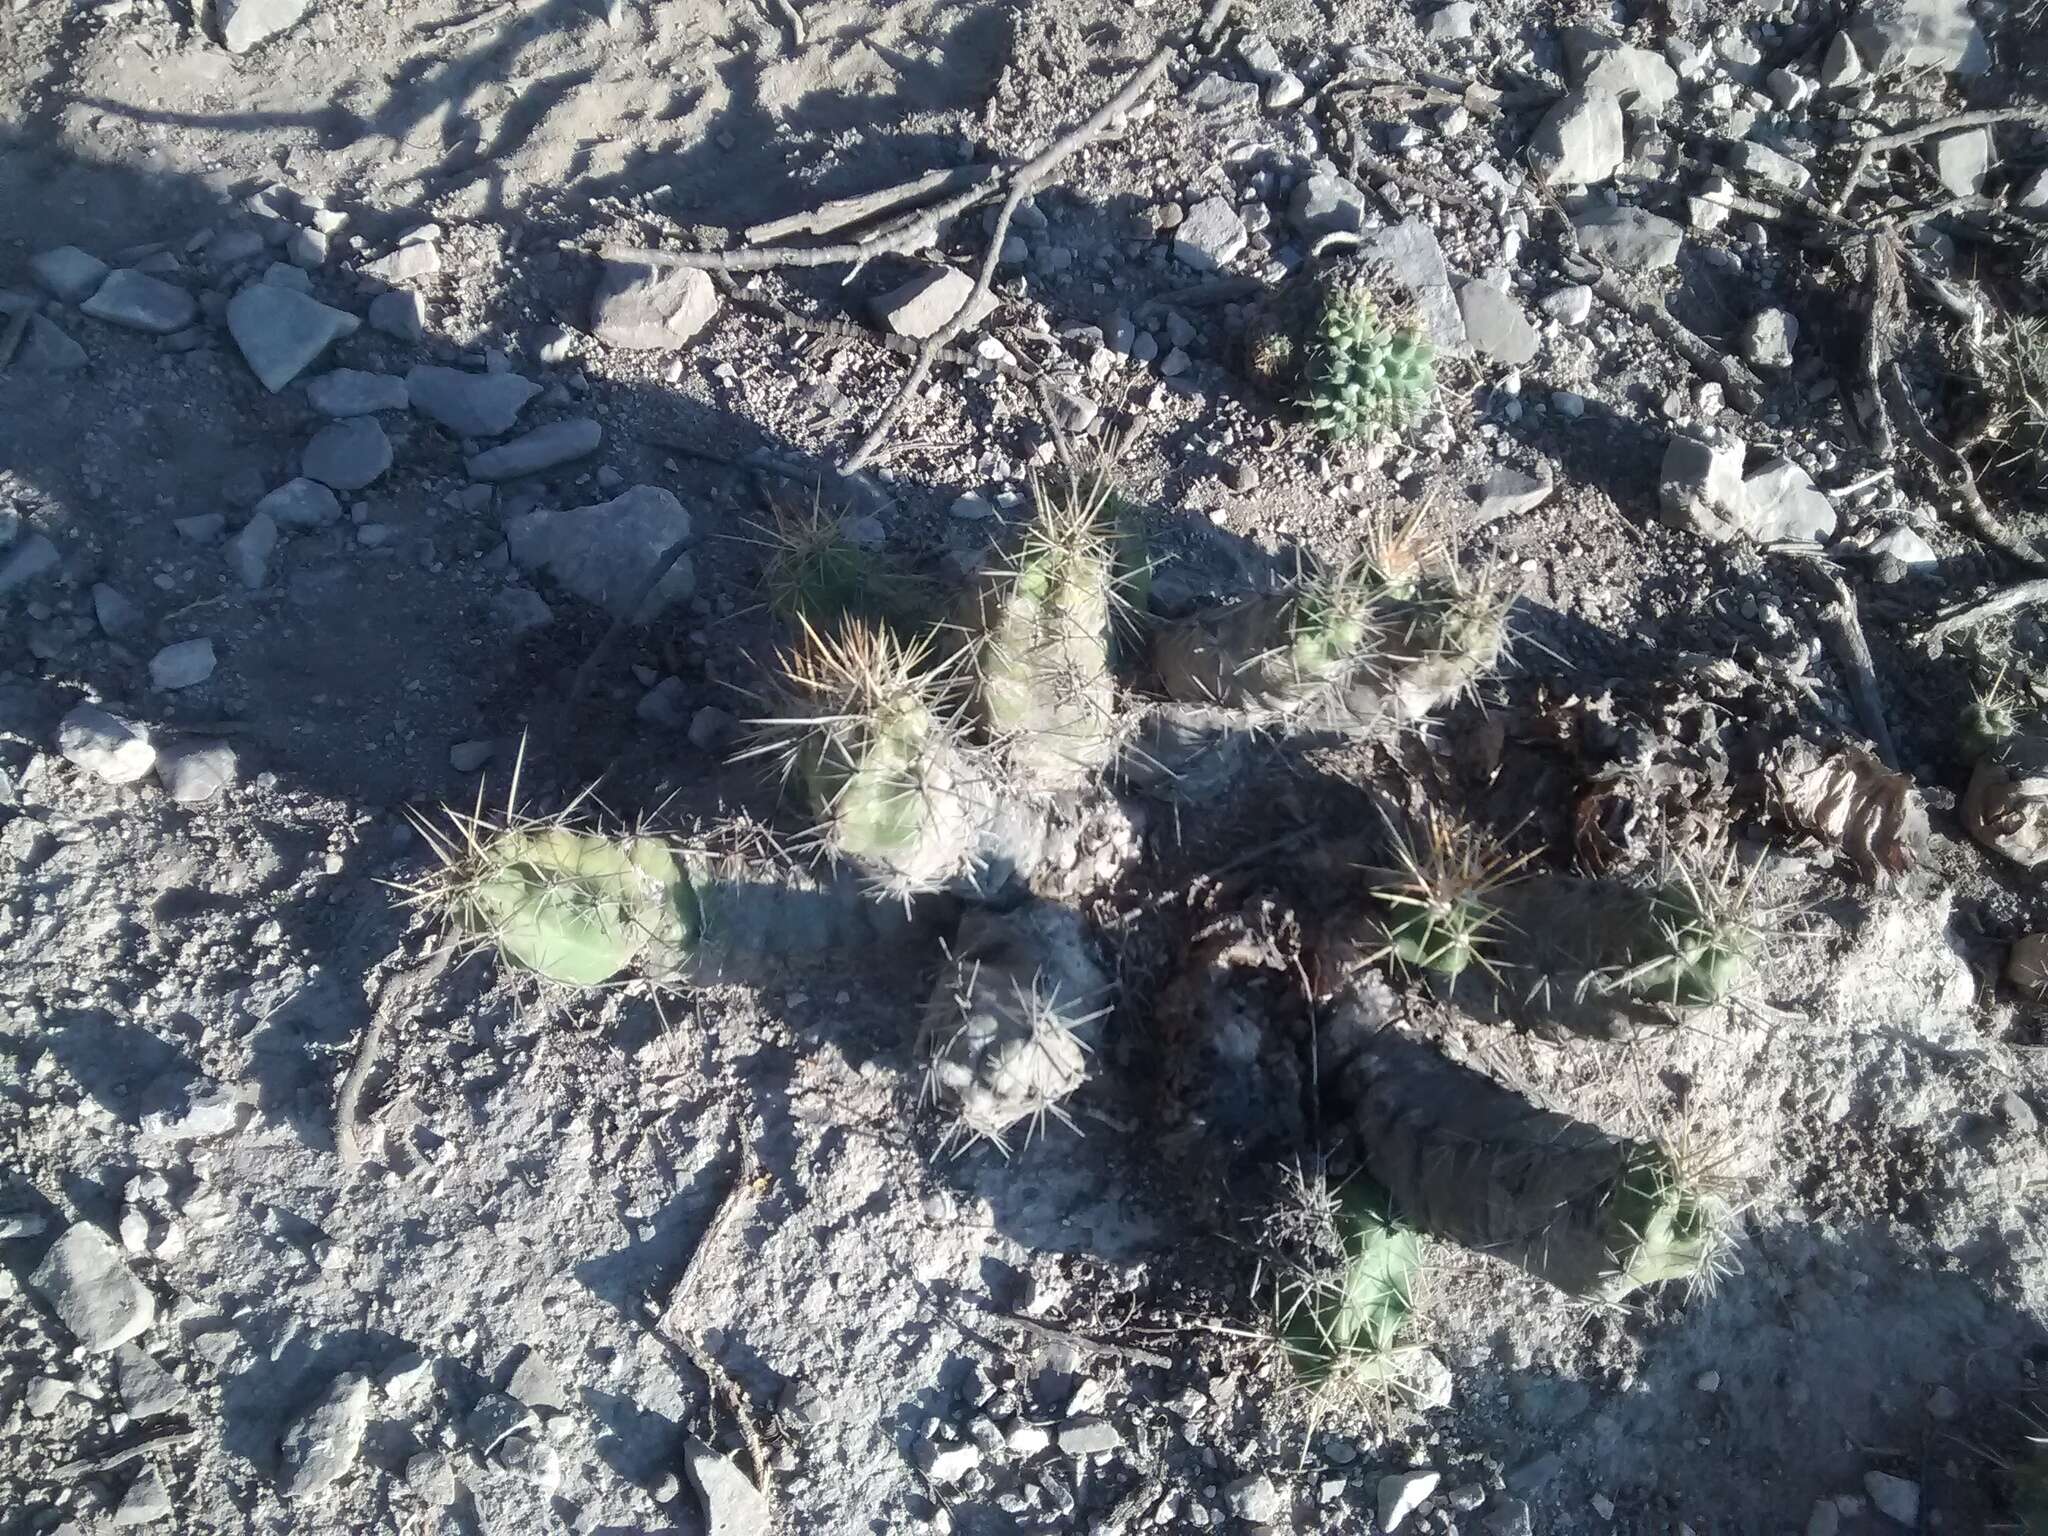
[4,0,2048,1533]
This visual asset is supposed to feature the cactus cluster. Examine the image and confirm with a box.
[1351,823,1761,1040]
[1270,1174,1441,1417]
[1241,256,1438,442]
[1304,286,1437,443]
[1150,527,1502,736]
[966,468,1128,787]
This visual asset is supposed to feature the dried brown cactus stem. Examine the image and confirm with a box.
[1317,990,1726,1302]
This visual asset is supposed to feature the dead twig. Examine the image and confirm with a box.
[1784,553,1900,770]
[1866,234,2043,568]
[1832,107,2048,216]
[761,0,804,52]
[1921,577,2048,647]
[983,1309,1176,1371]
[654,1143,779,1522]
[838,0,1237,473]
[744,164,999,245]
[1560,253,1765,415]
[337,950,453,1171]
[54,1428,200,1479]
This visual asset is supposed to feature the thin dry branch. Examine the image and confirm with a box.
[1832,107,2048,215]
[1785,553,1899,770]
[1921,577,2048,648]
[744,164,999,245]
[1553,244,1765,414]
[838,0,1237,472]
[1865,234,2044,568]
[337,950,453,1170]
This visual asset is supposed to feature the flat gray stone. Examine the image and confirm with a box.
[1425,2,1477,40]
[1744,308,1798,370]
[360,244,440,284]
[114,1346,193,1419]
[1931,127,1991,198]
[685,1438,770,1536]
[1287,173,1369,241]
[368,289,425,341]
[1847,0,1987,76]
[139,1074,240,1136]
[92,583,143,637]
[111,1466,173,1527]
[31,246,109,304]
[226,513,278,590]
[215,0,311,51]
[1578,45,1680,111]
[1186,73,1260,114]
[506,484,695,622]
[871,266,997,340]
[279,1372,371,1498]
[1056,1416,1123,1456]
[404,1451,460,1507]
[155,739,237,806]
[1173,196,1248,271]
[2016,168,2048,211]
[1456,279,1537,364]
[1659,432,1748,541]
[465,418,602,482]
[176,513,225,542]
[1224,1473,1282,1523]
[506,1350,568,1412]
[1470,466,1553,524]
[303,418,392,491]
[1379,1469,1440,1532]
[1864,1470,1920,1524]
[256,477,342,529]
[1821,30,1865,86]
[591,259,720,349]
[81,271,197,336]
[1739,456,1836,542]
[17,315,88,372]
[306,369,409,416]
[489,586,554,633]
[58,704,155,784]
[1727,140,1812,191]
[1367,218,1467,354]
[1529,89,1623,186]
[0,532,60,593]
[28,1224,156,1351]
[407,365,541,436]
[1573,204,1684,270]
[227,284,360,392]
[150,639,217,691]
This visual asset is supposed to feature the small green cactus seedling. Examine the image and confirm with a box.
[753,617,992,894]
[759,496,925,637]
[1304,286,1435,443]
[1601,1143,1732,1296]
[969,467,1128,787]
[402,771,695,987]
[1150,554,1386,721]
[1368,813,1532,980]
[920,903,1111,1152]
[1961,665,2023,760]
[1615,853,1762,1010]
[1272,1174,1431,1415]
